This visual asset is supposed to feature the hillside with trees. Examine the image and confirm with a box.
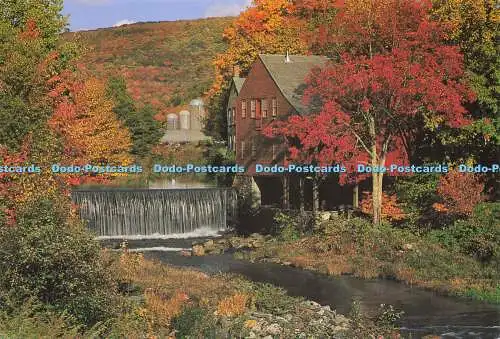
[64,18,232,114]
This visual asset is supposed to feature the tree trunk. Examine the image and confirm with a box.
[372,172,384,225]
[353,183,359,209]
[368,118,386,225]
[299,176,305,213]
[282,175,290,210]
[312,178,319,216]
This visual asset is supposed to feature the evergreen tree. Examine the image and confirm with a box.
[106,76,163,157]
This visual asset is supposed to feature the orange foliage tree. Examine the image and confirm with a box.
[433,170,485,217]
[360,191,406,222]
[49,77,133,185]
[210,0,307,95]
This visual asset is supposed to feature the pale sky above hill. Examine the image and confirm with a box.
[64,0,251,31]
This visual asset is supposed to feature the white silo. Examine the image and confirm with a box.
[189,98,205,130]
[179,110,191,130]
[167,113,178,130]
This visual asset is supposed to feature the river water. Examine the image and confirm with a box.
[109,239,499,339]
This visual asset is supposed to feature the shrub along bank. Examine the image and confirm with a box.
[240,203,500,304]
[0,198,120,327]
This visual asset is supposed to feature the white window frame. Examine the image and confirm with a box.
[262,99,268,118]
[272,98,277,117]
[240,141,245,159]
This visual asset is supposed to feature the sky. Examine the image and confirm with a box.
[63,0,251,31]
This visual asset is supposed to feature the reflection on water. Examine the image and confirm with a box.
[131,246,499,339]
[148,179,215,189]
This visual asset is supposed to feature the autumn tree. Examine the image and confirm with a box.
[433,170,485,217]
[0,0,78,151]
[428,0,499,168]
[432,0,499,115]
[269,0,474,225]
[0,2,78,219]
[0,0,67,49]
[294,0,429,58]
[0,132,64,225]
[49,77,133,185]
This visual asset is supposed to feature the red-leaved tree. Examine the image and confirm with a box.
[433,170,485,217]
[267,0,475,224]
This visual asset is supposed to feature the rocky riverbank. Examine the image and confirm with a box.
[188,233,269,257]
[113,250,400,338]
[203,217,499,305]
[236,300,350,338]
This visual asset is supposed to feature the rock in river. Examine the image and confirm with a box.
[192,244,205,256]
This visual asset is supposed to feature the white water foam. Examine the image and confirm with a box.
[95,227,228,240]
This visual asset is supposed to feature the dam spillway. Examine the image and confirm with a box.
[72,188,237,238]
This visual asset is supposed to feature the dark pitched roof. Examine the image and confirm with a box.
[259,54,329,114]
[232,77,246,94]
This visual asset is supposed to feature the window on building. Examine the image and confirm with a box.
[240,141,245,159]
[232,136,236,151]
[232,108,236,124]
[261,99,268,118]
[251,139,257,158]
[227,108,231,125]
[272,98,277,117]
[242,100,247,118]
[272,144,277,159]
[250,99,256,118]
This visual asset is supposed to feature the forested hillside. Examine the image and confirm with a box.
[64,18,232,113]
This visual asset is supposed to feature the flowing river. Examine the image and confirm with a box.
[76,188,499,338]
[102,239,500,339]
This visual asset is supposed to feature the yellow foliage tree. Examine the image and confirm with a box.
[209,0,308,97]
[431,0,499,113]
[206,0,308,138]
[49,77,133,184]
[51,78,132,164]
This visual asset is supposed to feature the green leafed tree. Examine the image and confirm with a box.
[429,0,499,165]
[0,197,119,327]
[106,76,163,158]
[0,0,78,151]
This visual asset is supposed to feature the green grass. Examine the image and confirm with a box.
[243,216,500,304]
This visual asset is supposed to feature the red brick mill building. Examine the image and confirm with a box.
[227,54,358,211]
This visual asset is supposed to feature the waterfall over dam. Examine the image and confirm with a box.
[72,188,237,238]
